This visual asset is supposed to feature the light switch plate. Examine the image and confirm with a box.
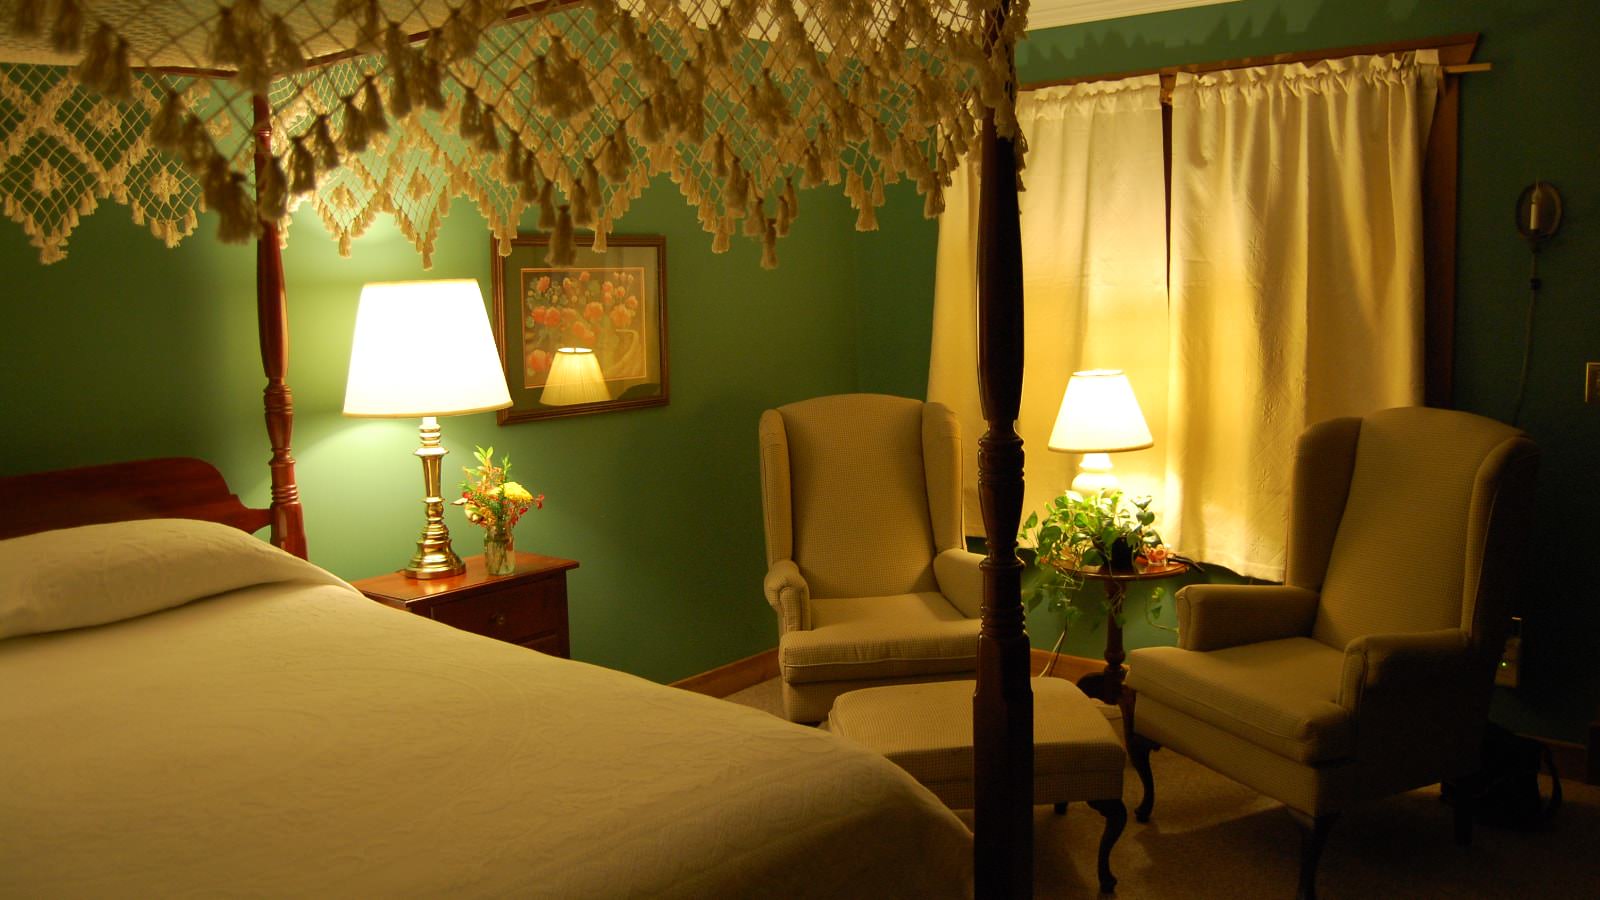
[1587,362,1600,405]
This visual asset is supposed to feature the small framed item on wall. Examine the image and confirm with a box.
[491,233,669,423]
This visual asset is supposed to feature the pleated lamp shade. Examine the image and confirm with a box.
[540,347,610,406]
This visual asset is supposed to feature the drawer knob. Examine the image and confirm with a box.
[490,612,507,629]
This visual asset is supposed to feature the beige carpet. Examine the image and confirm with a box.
[723,678,1600,898]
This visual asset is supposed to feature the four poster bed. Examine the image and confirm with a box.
[0,0,1036,895]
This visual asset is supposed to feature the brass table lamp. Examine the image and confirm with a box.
[344,279,512,579]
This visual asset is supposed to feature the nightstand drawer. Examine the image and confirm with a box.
[430,578,563,643]
[354,552,577,658]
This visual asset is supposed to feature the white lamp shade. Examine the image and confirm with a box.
[540,347,610,406]
[1048,369,1154,453]
[343,280,513,417]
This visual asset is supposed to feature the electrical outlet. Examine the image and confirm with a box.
[1588,362,1600,405]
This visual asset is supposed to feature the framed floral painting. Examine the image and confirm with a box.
[490,233,669,422]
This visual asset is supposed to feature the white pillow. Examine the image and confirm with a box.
[0,519,354,639]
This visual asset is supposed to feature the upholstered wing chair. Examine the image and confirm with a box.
[1125,407,1538,900]
[759,394,984,723]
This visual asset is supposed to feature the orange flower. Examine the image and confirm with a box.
[579,270,592,283]
[610,305,633,328]
[536,275,551,292]
[527,348,550,373]
[625,295,638,310]
[584,301,605,322]
[571,321,596,345]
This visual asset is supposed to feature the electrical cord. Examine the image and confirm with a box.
[1041,621,1068,677]
[1510,249,1541,427]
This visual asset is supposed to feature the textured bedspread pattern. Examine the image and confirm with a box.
[0,521,973,898]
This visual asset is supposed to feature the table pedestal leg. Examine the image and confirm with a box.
[1076,580,1128,704]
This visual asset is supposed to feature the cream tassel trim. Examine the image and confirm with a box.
[12,0,44,36]
[362,77,388,135]
[51,0,84,54]
[548,204,575,265]
[537,178,556,230]
[760,217,778,269]
[269,15,305,74]
[342,95,370,153]
[288,136,317,194]
[257,155,289,222]
[151,91,185,149]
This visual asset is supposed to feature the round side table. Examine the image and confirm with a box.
[1050,559,1190,705]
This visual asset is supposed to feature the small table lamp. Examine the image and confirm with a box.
[540,346,610,406]
[344,279,512,579]
[1048,369,1153,495]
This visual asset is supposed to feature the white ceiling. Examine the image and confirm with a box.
[1027,0,1240,31]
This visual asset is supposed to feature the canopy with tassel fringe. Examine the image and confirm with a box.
[0,0,1027,267]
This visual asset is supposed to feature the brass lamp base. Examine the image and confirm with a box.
[404,415,467,580]
[406,543,465,579]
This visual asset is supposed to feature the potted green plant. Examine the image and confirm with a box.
[1019,489,1172,632]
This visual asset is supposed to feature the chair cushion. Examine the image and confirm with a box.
[1127,637,1351,764]
[780,593,978,684]
[828,678,1125,808]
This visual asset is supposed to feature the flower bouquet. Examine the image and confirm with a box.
[454,446,544,576]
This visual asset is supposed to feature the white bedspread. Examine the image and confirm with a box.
[0,531,971,898]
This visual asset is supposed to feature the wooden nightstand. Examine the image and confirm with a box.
[354,552,579,657]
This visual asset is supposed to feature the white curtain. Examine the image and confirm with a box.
[928,75,1169,530]
[1164,52,1439,579]
[929,52,1440,580]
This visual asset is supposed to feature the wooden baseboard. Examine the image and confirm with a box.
[670,648,779,698]
[1030,648,1105,683]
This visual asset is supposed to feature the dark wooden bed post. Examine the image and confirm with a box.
[972,0,1031,896]
[252,95,307,558]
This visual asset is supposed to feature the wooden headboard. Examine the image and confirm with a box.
[0,457,283,547]
[0,104,311,561]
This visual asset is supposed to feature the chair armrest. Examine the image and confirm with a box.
[1176,584,1320,651]
[933,548,984,619]
[1339,628,1471,711]
[764,559,811,634]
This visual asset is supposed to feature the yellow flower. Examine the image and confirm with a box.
[503,482,533,503]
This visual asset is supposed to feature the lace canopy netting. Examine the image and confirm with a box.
[0,0,1026,266]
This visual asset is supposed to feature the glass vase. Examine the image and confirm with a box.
[484,528,516,576]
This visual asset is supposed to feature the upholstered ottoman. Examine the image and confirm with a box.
[829,677,1128,893]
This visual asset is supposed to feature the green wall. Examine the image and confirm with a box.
[1002,0,1599,742]
[5,0,1595,741]
[1,178,884,683]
